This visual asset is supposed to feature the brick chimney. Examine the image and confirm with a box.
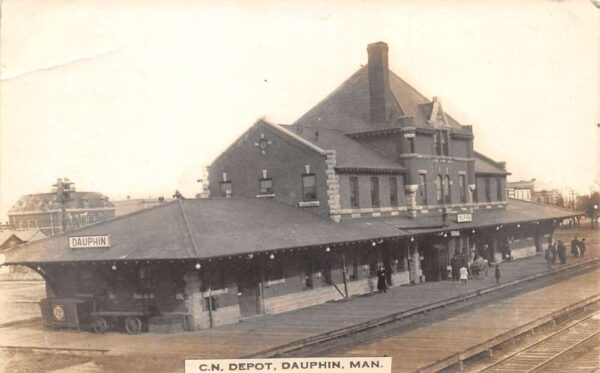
[367,41,392,124]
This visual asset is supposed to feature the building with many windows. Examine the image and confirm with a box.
[3,42,580,333]
[8,181,116,235]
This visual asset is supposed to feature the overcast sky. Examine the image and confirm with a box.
[1,0,599,221]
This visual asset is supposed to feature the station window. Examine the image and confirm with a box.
[259,178,273,195]
[266,256,284,281]
[370,177,380,208]
[408,137,415,153]
[219,181,232,197]
[496,178,503,201]
[436,175,443,204]
[459,174,467,203]
[433,133,441,156]
[445,175,451,204]
[389,177,398,207]
[441,131,449,156]
[350,177,360,209]
[419,173,428,206]
[302,174,317,201]
[485,178,491,202]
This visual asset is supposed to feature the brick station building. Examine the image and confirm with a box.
[3,42,581,333]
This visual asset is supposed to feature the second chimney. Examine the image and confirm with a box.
[367,41,391,124]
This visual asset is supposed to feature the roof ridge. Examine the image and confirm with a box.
[177,199,201,258]
[508,198,583,214]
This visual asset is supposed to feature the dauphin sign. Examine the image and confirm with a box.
[69,235,110,249]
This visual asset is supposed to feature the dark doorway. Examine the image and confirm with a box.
[236,264,260,317]
[421,245,448,282]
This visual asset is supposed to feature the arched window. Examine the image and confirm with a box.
[445,175,451,204]
[436,175,443,204]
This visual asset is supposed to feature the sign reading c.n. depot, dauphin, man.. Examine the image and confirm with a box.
[69,235,110,249]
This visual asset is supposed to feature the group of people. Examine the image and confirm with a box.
[449,252,501,285]
[545,236,587,267]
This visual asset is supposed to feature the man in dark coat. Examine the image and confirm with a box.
[376,266,387,293]
[451,254,460,281]
[557,240,567,264]
[550,241,558,264]
[580,238,586,257]
[571,236,580,257]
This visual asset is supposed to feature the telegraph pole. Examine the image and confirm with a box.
[53,178,75,234]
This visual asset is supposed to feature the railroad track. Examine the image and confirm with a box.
[249,258,600,358]
[476,311,600,372]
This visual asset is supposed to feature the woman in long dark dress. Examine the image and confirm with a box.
[377,266,387,293]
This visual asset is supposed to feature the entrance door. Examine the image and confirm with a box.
[237,265,260,317]
[422,245,448,282]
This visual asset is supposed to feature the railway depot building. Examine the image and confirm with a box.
[4,42,579,333]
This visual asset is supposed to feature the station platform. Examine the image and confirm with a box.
[0,227,598,372]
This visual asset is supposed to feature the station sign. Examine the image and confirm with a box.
[450,230,460,237]
[69,235,110,249]
[456,213,472,223]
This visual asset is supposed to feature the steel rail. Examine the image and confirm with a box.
[527,330,600,372]
[477,310,600,372]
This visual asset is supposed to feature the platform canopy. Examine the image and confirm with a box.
[3,198,580,265]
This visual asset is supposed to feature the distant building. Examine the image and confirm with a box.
[0,228,47,252]
[8,182,115,235]
[112,197,166,216]
[533,189,564,206]
[507,179,535,201]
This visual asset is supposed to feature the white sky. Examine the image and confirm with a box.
[1,0,599,221]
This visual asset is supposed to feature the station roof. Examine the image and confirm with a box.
[3,198,580,265]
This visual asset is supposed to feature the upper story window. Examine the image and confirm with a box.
[434,130,449,156]
[407,137,415,153]
[370,177,380,208]
[259,178,273,195]
[419,173,428,206]
[496,178,503,201]
[459,174,467,203]
[389,177,398,207]
[444,175,451,204]
[350,177,360,209]
[441,131,449,156]
[302,174,317,201]
[485,178,491,202]
[436,175,443,205]
[219,181,232,197]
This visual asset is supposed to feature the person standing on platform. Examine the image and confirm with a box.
[571,236,580,257]
[459,265,468,285]
[495,263,501,284]
[550,241,558,265]
[580,238,586,257]
[376,266,387,293]
[557,240,567,264]
[545,244,552,268]
[451,254,459,281]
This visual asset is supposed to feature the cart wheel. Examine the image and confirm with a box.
[124,316,142,335]
[92,317,108,334]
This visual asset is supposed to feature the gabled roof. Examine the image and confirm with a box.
[281,125,406,173]
[474,152,510,175]
[292,66,468,134]
[0,229,47,245]
[211,118,327,166]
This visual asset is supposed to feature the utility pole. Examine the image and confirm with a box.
[53,178,75,234]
